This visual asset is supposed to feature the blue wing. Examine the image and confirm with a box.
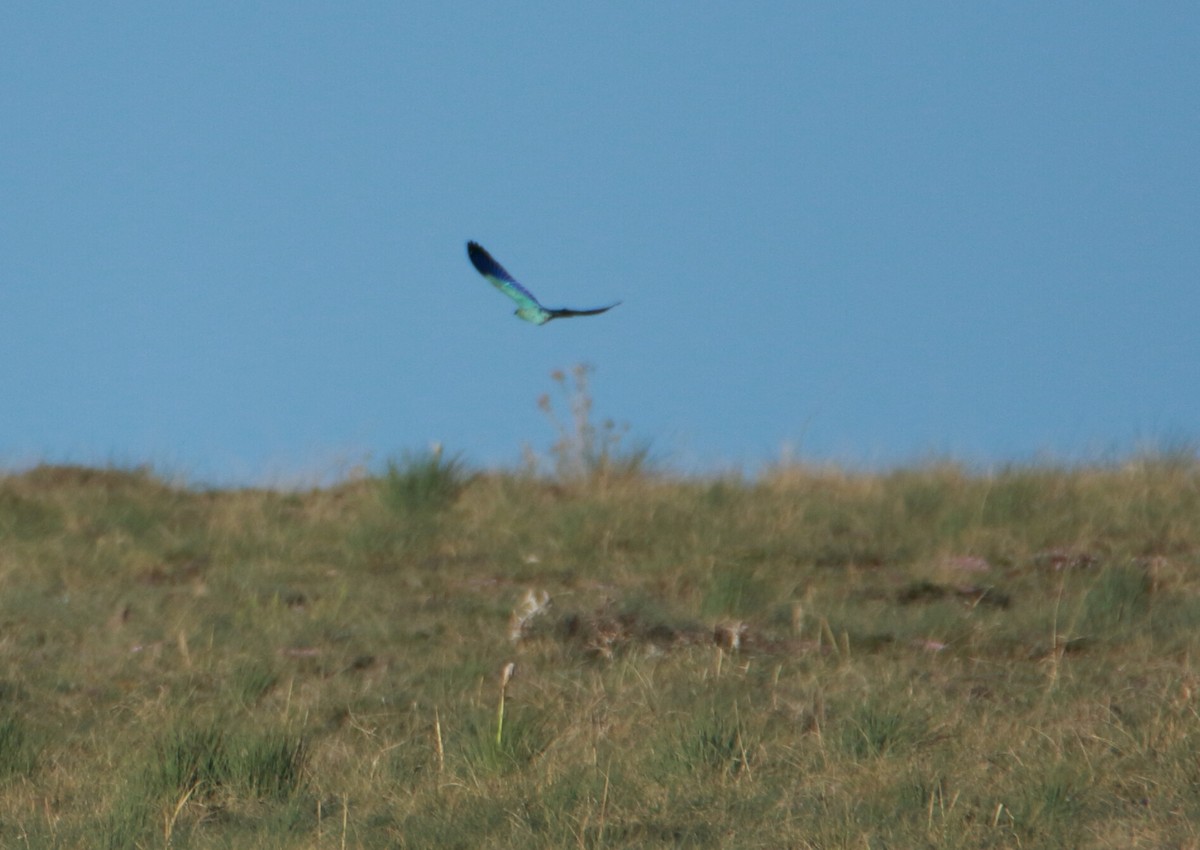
[466,241,619,324]
[466,242,549,320]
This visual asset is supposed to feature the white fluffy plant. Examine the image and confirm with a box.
[509,589,551,642]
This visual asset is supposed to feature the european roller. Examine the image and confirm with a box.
[466,241,620,325]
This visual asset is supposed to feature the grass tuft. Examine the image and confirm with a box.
[678,709,753,776]
[153,724,228,799]
[838,700,927,759]
[0,714,37,782]
[380,449,468,515]
[701,564,772,619]
[456,706,548,775]
[151,722,307,801]
[227,731,308,799]
[1081,563,1152,636]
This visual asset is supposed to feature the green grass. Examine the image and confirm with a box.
[0,454,1199,847]
[380,449,469,515]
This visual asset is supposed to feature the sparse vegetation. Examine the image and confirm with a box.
[0,439,1199,846]
[531,363,652,486]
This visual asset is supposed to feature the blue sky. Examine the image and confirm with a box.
[2,3,1198,484]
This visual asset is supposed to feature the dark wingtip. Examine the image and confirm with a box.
[466,241,503,278]
[547,301,621,320]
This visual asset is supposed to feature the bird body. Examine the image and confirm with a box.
[466,241,619,325]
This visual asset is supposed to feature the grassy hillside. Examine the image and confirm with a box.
[0,453,1198,848]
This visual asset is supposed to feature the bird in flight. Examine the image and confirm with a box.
[466,241,620,325]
